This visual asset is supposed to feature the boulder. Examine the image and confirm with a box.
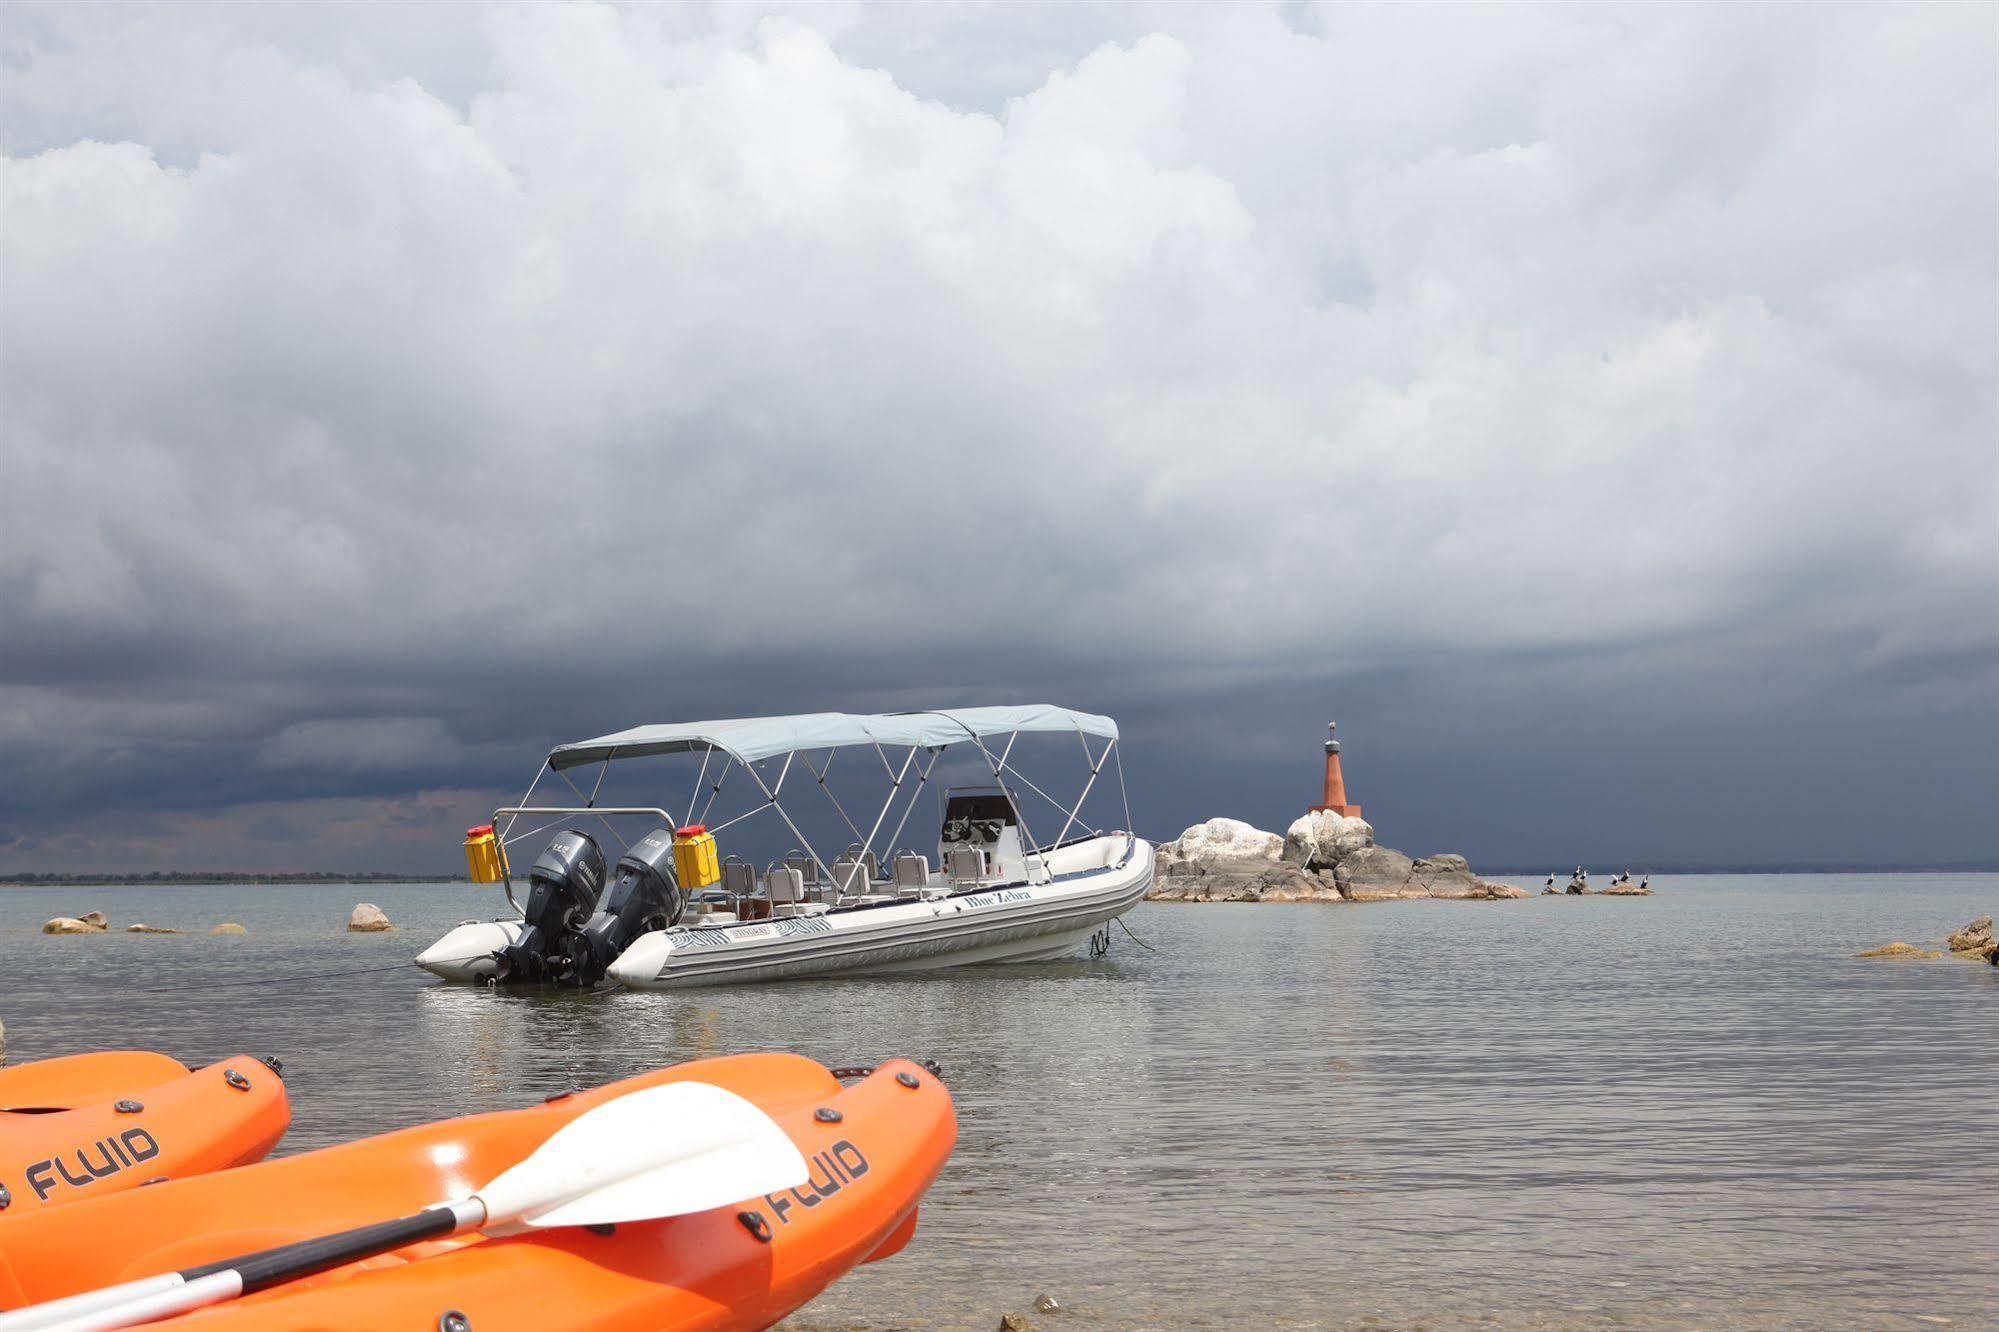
[1946,916,1994,957]
[210,922,248,936]
[42,917,100,934]
[1147,863,1342,903]
[1334,844,1421,901]
[1603,882,1654,896]
[1282,810,1374,869]
[78,911,109,929]
[125,924,179,934]
[1162,817,1283,865]
[347,902,393,933]
[1409,853,1483,899]
[1853,941,1940,959]
[1477,882,1532,900]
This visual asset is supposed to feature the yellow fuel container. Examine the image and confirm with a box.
[673,824,721,889]
[463,824,508,884]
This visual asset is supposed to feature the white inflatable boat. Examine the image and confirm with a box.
[416,705,1151,988]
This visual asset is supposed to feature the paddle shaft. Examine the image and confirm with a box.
[14,1202,480,1332]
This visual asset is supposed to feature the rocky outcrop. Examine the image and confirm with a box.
[347,902,393,933]
[1603,882,1653,895]
[1151,817,1523,903]
[1854,941,1942,959]
[1283,810,1374,869]
[1946,916,1994,961]
[1159,817,1283,867]
[42,917,102,934]
[210,922,248,936]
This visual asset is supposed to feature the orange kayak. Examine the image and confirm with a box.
[0,1053,955,1330]
[0,1052,288,1218]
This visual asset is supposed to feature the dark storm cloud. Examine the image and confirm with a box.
[1,1,1993,873]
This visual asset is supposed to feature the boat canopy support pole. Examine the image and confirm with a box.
[801,749,870,849]
[553,763,631,855]
[855,745,919,866]
[1051,731,1114,847]
[746,756,833,888]
[879,747,945,858]
[697,756,735,826]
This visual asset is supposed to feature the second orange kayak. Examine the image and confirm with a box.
[0,1053,954,1329]
[0,1052,288,1218]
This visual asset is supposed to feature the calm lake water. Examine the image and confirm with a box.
[3,875,1995,1329]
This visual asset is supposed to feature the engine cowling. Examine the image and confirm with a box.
[496,829,605,982]
[572,827,683,986]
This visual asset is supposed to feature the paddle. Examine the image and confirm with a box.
[1,1080,808,1332]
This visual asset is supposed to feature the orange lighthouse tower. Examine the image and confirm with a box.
[1310,721,1362,819]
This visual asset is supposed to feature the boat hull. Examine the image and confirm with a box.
[607,838,1152,989]
[0,1055,956,1332]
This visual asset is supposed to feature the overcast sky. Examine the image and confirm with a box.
[2,1,1994,874]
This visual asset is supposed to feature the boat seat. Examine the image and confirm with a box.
[892,852,930,897]
[831,855,872,900]
[783,852,818,886]
[946,846,985,885]
[840,844,883,878]
[765,865,805,906]
[720,857,756,898]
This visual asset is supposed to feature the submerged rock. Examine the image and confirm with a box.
[1033,1293,1062,1314]
[1946,916,1994,959]
[210,922,248,936]
[1854,941,1941,959]
[125,923,179,934]
[41,917,100,934]
[347,902,393,932]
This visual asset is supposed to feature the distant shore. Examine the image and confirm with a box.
[0,872,460,887]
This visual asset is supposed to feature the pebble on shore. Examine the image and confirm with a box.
[347,902,393,932]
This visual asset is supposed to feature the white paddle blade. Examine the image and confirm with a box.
[476,1081,809,1229]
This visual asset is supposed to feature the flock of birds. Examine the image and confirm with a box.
[1545,867,1649,890]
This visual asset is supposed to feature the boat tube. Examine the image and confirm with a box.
[0,1054,955,1331]
[0,1052,288,1216]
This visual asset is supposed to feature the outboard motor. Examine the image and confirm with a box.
[496,829,606,983]
[572,827,683,986]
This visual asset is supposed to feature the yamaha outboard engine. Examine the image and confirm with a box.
[496,829,606,983]
[572,827,684,986]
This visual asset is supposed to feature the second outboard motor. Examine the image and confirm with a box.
[572,828,683,987]
[497,829,606,983]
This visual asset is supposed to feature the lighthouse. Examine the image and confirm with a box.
[1310,721,1363,820]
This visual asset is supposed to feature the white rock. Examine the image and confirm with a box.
[1282,810,1374,868]
[1164,817,1284,863]
[347,902,393,932]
